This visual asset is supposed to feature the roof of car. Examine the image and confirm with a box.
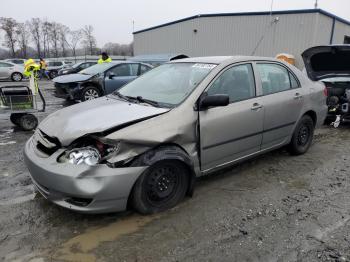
[170,56,282,64]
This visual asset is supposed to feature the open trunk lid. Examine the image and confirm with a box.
[302,45,350,81]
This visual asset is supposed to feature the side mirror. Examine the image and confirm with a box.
[199,94,229,110]
[108,72,116,79]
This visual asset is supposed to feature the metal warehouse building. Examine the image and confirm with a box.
[133,9,350,68]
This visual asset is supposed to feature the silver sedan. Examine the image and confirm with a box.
[0,61,24,81]
[24,56,328,214]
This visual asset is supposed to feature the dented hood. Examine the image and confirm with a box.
[53,73,93,84]
[39,96,169,145]
[302,45,350,81]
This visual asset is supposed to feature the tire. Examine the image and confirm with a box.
[130,160,189,214]
[10,113,24,126]
[81,86,101,101]
[49,71,58,79]
[11,72,23,82]
[18,114,38,131]
[288,115,314,155]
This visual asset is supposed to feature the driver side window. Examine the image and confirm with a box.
[109,64,138,77]
[207,64,256,103]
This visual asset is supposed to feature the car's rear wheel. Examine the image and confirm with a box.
[11,72,23,82]
[81,86,101,101]
[288,115,314,155]
[18,114,38,131]
[131,160,189,214]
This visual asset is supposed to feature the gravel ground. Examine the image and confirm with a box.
[1,80,350,262]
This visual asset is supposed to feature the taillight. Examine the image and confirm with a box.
[323,86,329,97]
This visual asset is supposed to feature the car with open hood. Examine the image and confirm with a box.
[302,45,350,126]
[53,61,152,101]
[24,56,327,214]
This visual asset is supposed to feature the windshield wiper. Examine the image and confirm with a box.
[113,91,132,102]
[126,96,160,107]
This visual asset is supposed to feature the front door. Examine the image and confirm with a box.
[104,63,139,94]
[199,63,264,171]
[255,63,305,150]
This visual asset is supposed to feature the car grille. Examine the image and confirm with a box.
[33,130,60,156]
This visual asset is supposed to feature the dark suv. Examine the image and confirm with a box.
[58,61,97,76]
[53,61,152,101]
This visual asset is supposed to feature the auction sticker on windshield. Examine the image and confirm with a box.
[192,63,217,70]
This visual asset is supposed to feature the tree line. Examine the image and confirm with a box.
[0,17,133,59]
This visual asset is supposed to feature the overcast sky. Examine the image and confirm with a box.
[1,0,350,46]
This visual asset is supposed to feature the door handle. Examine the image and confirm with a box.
[294,93,303,100]
[251,103,263,111]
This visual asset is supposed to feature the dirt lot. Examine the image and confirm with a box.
[1,80,350,262]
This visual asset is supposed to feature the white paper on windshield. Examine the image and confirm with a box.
[192,63,217,70]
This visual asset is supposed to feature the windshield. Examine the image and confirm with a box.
[117,63,216,107]
[71,62,83,69]
[80,63,113,75]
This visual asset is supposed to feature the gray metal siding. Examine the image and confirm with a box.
[332,20,350,44]
[134,12,346,68]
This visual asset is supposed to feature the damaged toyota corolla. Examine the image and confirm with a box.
[24,56,327,214]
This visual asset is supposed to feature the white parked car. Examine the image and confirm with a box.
[0,61,24,82]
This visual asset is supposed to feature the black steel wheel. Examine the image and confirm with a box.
[49,70,58,79]
[131,160,189,214]
[288,115,314,155]
[18,114,38,131]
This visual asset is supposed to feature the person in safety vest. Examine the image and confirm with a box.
[98,52,112,64]
[24,59,40,95]
[24,59,40,77]
[39,58,50,80]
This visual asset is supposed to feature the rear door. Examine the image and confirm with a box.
[104,63,139,94]
[199,63,264,171]
[256,62,304,150]
[0,62,12,79]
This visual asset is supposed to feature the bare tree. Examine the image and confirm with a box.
[29,18,42,57]
[82,25,97,55]
[16,22,30,58]
[49,22,60,57]
[0,17,18,57]
[103,42,133,56]
[59,24,70,57]
[42,20,52,58]
[66,29,82,61]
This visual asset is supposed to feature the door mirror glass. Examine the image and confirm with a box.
[199,94,229,110]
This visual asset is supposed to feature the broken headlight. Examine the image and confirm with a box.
[68,147,101,166]
[59,138,119,166]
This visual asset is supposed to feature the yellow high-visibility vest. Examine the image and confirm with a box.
[98,57,112,64]
[24,59,40,77]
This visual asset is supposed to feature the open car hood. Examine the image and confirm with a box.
[39,96,169,146]
[302,45,350,81]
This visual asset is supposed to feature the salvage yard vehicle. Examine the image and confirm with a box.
[53,61,153,101]
[0,61,24,82]
[24,56,327,214]
[302,45,350,126]
[46,61,71,79]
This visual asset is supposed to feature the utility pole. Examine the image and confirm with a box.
[314,0,318,9]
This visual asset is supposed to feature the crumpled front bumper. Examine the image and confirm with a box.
[23,137,147,213]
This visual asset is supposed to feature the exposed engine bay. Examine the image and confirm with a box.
[324,79,350,127]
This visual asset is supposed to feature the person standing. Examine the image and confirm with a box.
[39,58,50,80]
[98,52,112,64]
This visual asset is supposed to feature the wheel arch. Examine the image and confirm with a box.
[80,82,104,95]
[303,110,317,127]
[128,143,196,200]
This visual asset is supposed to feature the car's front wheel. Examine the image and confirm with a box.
[11,72,23,82]
[288,115,314,155]
[49,70,58,79]
[131,160,189,214]
[81,86,101,101]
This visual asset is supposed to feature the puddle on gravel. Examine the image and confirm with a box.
[52,214,159,262]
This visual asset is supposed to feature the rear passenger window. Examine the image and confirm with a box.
[289,72,300,88]
[207,64,256,103]
[257,63,296,95]
[140,65,151,74]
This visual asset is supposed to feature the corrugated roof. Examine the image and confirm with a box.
[133,9,350,34]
